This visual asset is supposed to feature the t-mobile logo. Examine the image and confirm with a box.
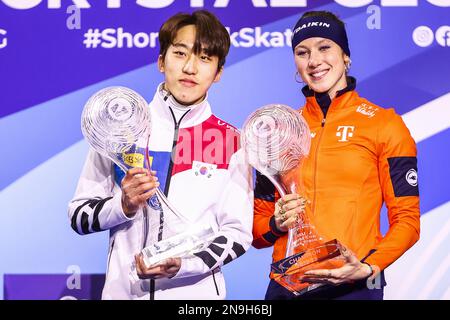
[336,126,355,142]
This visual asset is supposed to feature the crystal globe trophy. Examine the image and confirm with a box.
[81,87,214,268]
[241,104,344,295]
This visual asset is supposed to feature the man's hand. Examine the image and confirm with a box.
[274,194,307,232]
[121,168,159,217]
[134,254,181,279]
[302,244,375,285]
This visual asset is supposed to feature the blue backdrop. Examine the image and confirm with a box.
[0,0,449,300]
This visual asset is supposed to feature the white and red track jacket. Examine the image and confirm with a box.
[68,84,253,300]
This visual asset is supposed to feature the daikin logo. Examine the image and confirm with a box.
[1,0,449,10]
[293,22,330,36]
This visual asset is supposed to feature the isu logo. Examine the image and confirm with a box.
[336,126,355,142]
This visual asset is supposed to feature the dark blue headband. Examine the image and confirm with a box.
[291,16,350,57]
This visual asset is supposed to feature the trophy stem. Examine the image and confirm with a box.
[115,161,129,174]
[154,188,190,223]
[263,173,288,197]
[263,173,300,257]
[263,172,318,257]
[144,143,191,224]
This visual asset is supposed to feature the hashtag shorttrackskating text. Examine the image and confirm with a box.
[83,27,293,49]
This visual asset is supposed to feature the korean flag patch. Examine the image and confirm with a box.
[193,161,217,179]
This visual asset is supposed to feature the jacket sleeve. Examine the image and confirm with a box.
[252,170,286,249]
[68,148,136,235]
[364,109,420,271]
[172,149,255,279]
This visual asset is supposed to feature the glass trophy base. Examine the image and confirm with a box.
[141,224,215,267]
[271,239,345,296]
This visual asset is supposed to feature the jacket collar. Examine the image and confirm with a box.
[302,76,358,120]
[301,76,356,99]
[149,82,212,128]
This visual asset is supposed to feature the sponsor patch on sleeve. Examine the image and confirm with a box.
[387,157,419,197]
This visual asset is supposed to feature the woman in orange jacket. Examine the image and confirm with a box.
[252,10,420,300]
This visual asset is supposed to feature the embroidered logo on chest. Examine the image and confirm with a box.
[356,103,378,118]
[336,126,355,142]
[148,194,162,210]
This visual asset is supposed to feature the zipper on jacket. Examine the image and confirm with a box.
[142,206,156,300]
[164,107,190,197]
[159,107,190,241]
[312,118,326,217]
[149,105,190,300]
[311,91,353,217]
[150,280,155,300]
[142,207,149,249]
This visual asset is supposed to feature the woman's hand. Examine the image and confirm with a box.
[302,244,375,285]
[273,194,307,232]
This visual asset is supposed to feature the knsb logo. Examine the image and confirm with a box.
[356,103,378,118]
[0,28,7,49]
[336,126,355,142]
[413,25,450,47]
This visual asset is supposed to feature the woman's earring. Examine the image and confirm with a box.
[345,59,352,73]
[295,71,304,84]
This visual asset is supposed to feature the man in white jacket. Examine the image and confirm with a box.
[68,10,253,300]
